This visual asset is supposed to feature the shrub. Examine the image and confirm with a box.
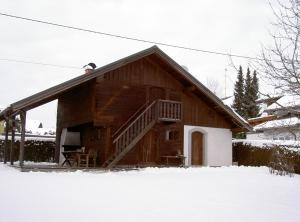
[0,139,55,163]
[268,146,294,176]
[233,142,300,175]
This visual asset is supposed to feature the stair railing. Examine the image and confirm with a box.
[113,100,157,154]
[157,100,182,121]
[112,101,149,138]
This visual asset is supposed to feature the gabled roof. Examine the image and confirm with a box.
[0,46,251,131]
[253,116,300,131]
[265,94,300,111]
[248,115,277,126]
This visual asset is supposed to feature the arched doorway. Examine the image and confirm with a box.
[191,131,203,165]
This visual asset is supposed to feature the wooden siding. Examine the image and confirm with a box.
[55,81,95,161]
[104,58,182,91]
[103,57,233,129]
[182,92,233,128]
[94,80,147,132]
[57,81,95,128]
[118,123,183,166]
[56,55,234,166]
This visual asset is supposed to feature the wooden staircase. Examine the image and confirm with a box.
[102,100,182,169]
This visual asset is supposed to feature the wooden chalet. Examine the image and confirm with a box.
[0,46,251,169]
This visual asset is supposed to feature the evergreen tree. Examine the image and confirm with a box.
[248,70,260,117]
[232,66,245,117]
[243,67,252,119]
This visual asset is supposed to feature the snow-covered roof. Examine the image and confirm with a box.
[221,96,233,107]
[253,116,300,130]
[220,96,250,126]
[229,106,249,125]
[30,127,56,135]
[266,94,300,110]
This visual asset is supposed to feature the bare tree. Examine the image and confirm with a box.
[206,77,222,97]
[260,0,300,96]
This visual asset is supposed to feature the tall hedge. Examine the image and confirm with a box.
[233,142,300,174]
[0,139,55,163]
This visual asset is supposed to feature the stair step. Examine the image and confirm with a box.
[103,100,171,169]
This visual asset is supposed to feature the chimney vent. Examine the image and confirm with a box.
[83,62,96,74]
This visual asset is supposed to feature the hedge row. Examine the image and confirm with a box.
[0,139,56,163]
[233,142,300,174]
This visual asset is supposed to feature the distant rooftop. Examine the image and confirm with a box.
[265,94,300,110]
[253,116,300,131]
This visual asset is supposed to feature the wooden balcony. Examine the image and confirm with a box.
[157,100,182,122]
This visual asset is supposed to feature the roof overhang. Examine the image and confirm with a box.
[0,46,252,131]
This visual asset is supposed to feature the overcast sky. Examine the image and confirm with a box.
[0,0,276,128]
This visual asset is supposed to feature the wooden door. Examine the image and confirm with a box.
[191,131,203,165]
[140,130,158,164]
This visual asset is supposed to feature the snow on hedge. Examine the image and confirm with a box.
[0,165,299,222]
[233,139,300,149]
[0,134,55,142]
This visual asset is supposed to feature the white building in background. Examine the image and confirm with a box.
[26,119,56,135]
[221,93,300,141]
[246,94,300,141]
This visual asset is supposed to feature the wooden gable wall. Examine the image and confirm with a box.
[56,56,235,165]
[102,57,233,129]
[57,81,95,128]
[103,57,183,91]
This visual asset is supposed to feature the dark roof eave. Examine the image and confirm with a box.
[2,46,159,115]
[154,49,252,131]
[0,45,252,130]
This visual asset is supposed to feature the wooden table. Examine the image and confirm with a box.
[62,151,83,167]
[161,155,186,166]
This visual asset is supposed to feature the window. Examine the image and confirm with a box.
[166,130,180,141]
[285,135,292,140]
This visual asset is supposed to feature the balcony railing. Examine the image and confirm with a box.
[157,100,182,121]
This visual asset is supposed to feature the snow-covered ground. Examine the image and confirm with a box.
[0,164,300,222]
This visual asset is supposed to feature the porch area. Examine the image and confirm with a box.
[1,99,183,169]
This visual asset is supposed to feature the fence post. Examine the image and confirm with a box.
[3,119,9,164]
[10,116,15,165]
[19,110,26,167]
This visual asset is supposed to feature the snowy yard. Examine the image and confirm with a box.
[0,164,300,222]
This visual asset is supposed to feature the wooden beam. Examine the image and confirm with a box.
[3,119,9,164]
[10,116,15,165]
[19,111,26,167]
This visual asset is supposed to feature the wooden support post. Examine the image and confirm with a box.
[3,119,9,164]
[10,116,15,165]
[19,111,26,167]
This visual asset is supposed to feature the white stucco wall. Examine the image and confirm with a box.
[246,132,265,140]
[247,129,300,141]
[184,125,232,167]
